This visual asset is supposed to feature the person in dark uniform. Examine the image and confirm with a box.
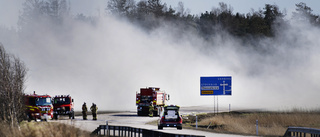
[82,102,87,120]
[90,103,98,120]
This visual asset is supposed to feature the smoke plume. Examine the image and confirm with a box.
[1,11,320,111]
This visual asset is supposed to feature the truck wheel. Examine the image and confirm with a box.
[27,114,31,122]
[72,112,75,119]
[69,112,75,119]
[177,126,182,130]
[158,125,163,130]
[53,114,58,120]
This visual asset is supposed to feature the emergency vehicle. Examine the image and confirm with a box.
[25,91,53,121]
[52,95,74,120]
[136,87,169,116]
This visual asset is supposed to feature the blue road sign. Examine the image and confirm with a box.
[200,76,232,96]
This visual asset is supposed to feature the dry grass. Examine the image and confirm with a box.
[0,121,92,137]
[186,111,320,136]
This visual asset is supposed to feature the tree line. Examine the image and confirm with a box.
[17,0,320,39]
[106,0,320,38]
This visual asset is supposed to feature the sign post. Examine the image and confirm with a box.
[200,76,232,114]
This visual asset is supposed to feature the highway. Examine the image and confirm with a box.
[57,111,256,137]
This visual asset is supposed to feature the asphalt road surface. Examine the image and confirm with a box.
[57,111,256,137]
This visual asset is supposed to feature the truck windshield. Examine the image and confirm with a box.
[141,95,152,103]
[53,97,70,104]
[35,97,52,106]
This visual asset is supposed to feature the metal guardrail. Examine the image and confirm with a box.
[92,124,205,137]
[283,127,320,137]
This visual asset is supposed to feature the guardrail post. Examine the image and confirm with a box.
[138,128,141,137]
[256,120,259,136]
[128,127,129,137]
[118,126,120,137]
[105,121,108,136]
[196,115,198,129]
[136,128,138,137]
[103,125,106,136]
[122,126,124,137]
[131,127,133,137]
[108,125,110,136]
[125,127,127,137]
[98,126,101,135]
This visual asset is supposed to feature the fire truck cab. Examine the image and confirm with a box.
[52,95,74,120]
[25,92,53,121]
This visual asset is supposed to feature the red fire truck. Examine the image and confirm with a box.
[25,91,53,121]
[52,95,74,120]
[136,87,169,116]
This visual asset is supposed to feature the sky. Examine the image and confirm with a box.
[1,0,320,28]
[1,0,320,112]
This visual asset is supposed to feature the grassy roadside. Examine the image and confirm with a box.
[0,111,127,137]
[182,110,320,136]
[0,111,125,137]
[0,121,93,137]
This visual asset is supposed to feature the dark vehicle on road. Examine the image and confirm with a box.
[158,105,182,130]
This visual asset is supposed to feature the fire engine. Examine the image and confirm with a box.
[25,91,53,121]
[52,95,74,120]
[136,87,169,116]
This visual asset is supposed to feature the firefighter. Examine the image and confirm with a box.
[90,103,98,120]
[149,102,154,117]
[82,102,87,120]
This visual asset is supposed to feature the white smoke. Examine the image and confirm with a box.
[1,11,320,111]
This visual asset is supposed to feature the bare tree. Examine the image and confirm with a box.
[18,0,70,30]
[293,2,319,24]
[0,43,27,127]
[176,1,190,17]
